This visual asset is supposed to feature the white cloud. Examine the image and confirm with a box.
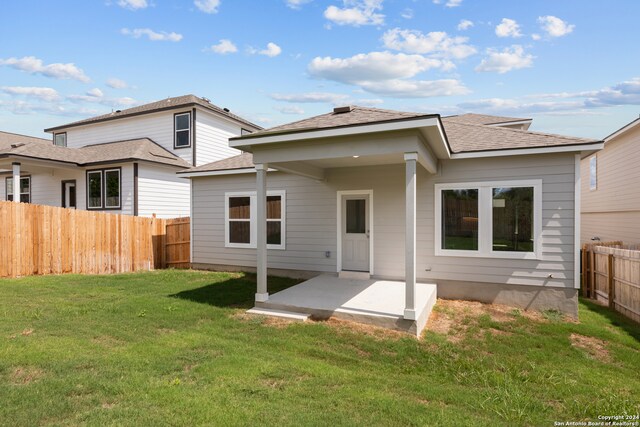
[285,0,312,9]
[0,56,90,82]
[357,79,469,98]
[117,0,148,10]
[531,33,541,41]
[1,86,60,102]
[495,18,522,38]
[381,28,476,59]
[308,51,468,98]
[309,51,454,84]
[457,19,473,31]
[324,0,384,27]
[106,78,128,89]
[475,45,533,74]
[270,92,350,104]
[274,105,305,114]
[433,0,462,8]
[86,88,104,98]
[120,28,183,42]
[401,8,413,19]
[194,0,220,13]
[259,42,282,57]
[538,15,575,38]
[208,39,238,54]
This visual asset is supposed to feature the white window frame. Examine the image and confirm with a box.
[6,176,31,203]
[589,155,597,191]
[435,180,542,260]
[224,190,286,250]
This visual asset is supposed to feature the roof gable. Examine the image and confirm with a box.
[44,95,261,133]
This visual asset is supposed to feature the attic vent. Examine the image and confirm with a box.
[333,106,353,114]
[201,97,211,103]
[223,108,230,112]
[115,110,122,113]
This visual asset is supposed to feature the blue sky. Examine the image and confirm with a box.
[1,0,639,139]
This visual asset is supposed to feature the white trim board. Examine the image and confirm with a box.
[336,190,374,274]
[574,154,581,290]
[178,167,277,178]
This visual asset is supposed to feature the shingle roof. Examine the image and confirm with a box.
[236,106,433,139]
[0,137,190,168]
[182,107,601,174]
[443,113,531,126]
[440,118,597,153]
[44,95,262,132]
[0,131,50,150]
[178,152,254,174]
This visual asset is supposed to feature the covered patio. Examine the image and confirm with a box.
[253,274,437,336]
[228,106,450,335]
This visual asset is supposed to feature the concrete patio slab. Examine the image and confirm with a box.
[253,274,437,336]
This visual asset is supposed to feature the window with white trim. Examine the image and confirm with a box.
[6,176,31,203]
[174,112,191,148]
[435,180,542,259]
[589,155,597,190]
[225,190,286,249]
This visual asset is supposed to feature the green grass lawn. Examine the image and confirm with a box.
[1,270,639,426]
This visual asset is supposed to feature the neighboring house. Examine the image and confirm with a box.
[0,95,260,218]
[581,116,640,243]
[179,107,603,318]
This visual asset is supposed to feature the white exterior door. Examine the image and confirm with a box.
[341,195,370,272]
[62,181,76,209]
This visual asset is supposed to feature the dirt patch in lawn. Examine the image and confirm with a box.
[233,312,298,329]
[11,366,45,385]
[426,299,544,342]
[570,333,611,363]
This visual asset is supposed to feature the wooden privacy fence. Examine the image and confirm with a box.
[582,241,640,323]
[0,201,190,278]
[165,217,190,269]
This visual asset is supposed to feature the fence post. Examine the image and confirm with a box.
[607,253,615,309]
[581,248,587,298]
[590,250,596,299]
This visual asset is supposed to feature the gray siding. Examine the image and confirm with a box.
[581,125,640,243]
[192,152,576,290]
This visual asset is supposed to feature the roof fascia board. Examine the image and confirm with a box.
[45,102,260,133]
[450,142,605,159]
[604,117,640,142]
[229,117,440,148]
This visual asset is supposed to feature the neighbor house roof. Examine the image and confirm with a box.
[0,131,50,150]
[182,107,602,174]
[604,116,640,142]
[44,94,262,133]
[0,137,190,168]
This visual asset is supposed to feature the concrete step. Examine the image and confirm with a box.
[338,270,371,280]
[246,307,310,322]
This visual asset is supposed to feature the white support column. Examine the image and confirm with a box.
[255,163,269,303]
[404,152,417,320]
[12,162,21,203]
